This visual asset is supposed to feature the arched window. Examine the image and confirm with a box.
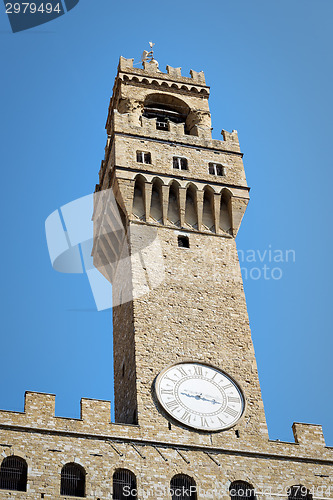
[132,177,145,220]
[202,189,215,232]
[60,463,85,497]
[143,93,190,132]
[185,187,198,229]
[0,456,27,492]
[113,469,137,499]
[230,481,256,500]
[220,190,232,233]
[288,485,312,500]
[167,183,180,226]
[150,180,163,223]
[170,474,197,500]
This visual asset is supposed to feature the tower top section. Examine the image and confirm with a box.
[105,56,241,155]
[119,55,208,88]
[105,56,223,142]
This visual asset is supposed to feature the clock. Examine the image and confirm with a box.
[155,362,244,431]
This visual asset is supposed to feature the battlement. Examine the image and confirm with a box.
[292,422,326,447]
[118,56,207,86]
[0,392,331,457]
[22,391,112,423]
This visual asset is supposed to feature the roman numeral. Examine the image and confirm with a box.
[166,400,179,411]
[164,375,177,383]
[177,366,187,377]
[224,406,238,418]
[181,411,192,424]
[228,396,240,403]
[200,417,209,427]
[217,416,226,426]
[193,365,203,376]
[161,389,174,395]
[221,383,233,390]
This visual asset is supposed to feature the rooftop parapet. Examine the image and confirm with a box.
[0,393,332,459]
[20,392,112,425]
[118,56,207,86]
[292,422,326,447]
[81,398,111,424]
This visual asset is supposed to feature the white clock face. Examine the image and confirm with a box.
[155,362,244,431]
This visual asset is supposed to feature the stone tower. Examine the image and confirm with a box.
[0,55,331,499]
[93,55,266,445]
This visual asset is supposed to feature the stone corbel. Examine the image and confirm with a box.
[178,187,187,227]
[161,185,170,225]
[230,196,249,237]
[196,190,204,232]
[213,193,221,234]
[144,182,152,221]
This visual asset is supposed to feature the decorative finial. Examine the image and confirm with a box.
[141,42,159,69]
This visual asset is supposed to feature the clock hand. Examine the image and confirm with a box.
[180,391,199,399]
[199,396,221,404]
[180,392,221,404]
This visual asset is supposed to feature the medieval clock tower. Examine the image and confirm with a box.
[0,52,331,499]
[94,53,265,442]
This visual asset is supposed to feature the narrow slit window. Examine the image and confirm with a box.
[136,151,151,164]
[209,162,225,176]
[173,157,188,170]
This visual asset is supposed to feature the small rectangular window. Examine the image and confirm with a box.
[173,157,188,170]
[178,235,189,248]
[156,119,169,131]
[136,151,151,164]
[209,162,225,176]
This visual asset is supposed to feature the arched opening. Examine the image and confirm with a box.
[113,469,137,500]
[202,188,215,232]
[170,474,197,500]
[229,481,256,500]
[0,456,27,492]
[220,189,232,233]
[288,485,312,500]
[132,177,145,220]
[143,93,190,132]
[60,463,85,497]
[167,182,180,226]
[185,186,198,229]
[150,180,163,223]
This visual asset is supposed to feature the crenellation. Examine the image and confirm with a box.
[80,398,112,425]
[222,128,240,144]
[118,56,134,71]
[292,422,326,448]
[24,391,55,419]
[166,65,182,78]
[190,69,206,84]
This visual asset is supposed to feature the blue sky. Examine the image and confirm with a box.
[0,0,332,445]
